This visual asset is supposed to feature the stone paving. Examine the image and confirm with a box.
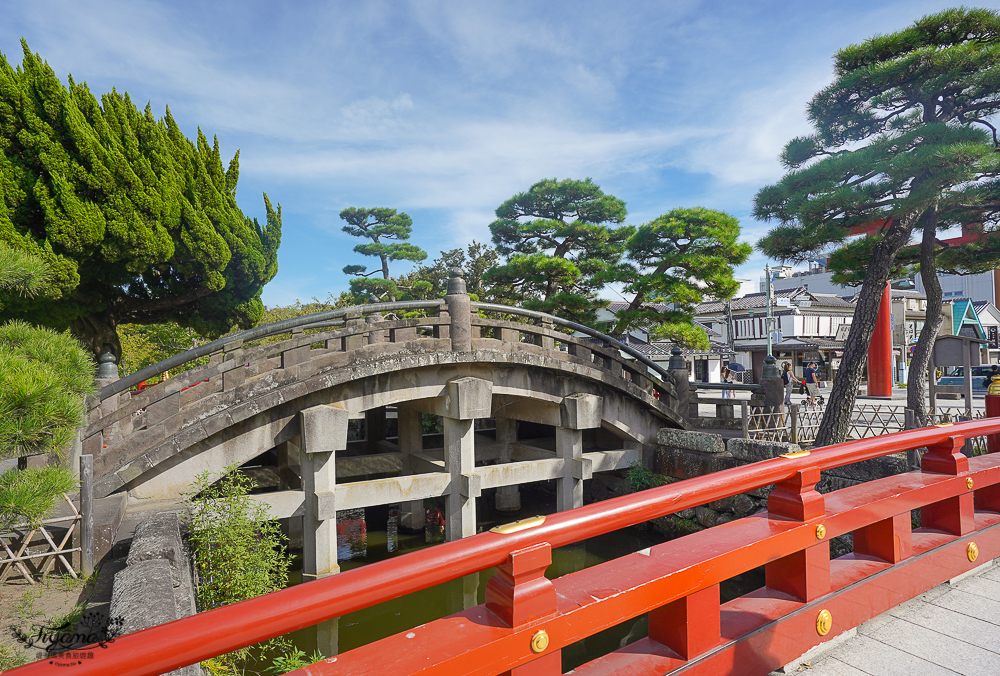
[780,559,1000,675]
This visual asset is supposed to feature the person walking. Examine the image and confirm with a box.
[781,361,800,407]
[721,367,732,398]
[804,361,820,407]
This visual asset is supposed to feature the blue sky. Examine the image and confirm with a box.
[2,0,992,306]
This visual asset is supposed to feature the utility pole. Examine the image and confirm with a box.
[765,263,774,359]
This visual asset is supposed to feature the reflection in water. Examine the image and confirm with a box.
[386,508,399,554]
[425,506,445,543]
[336,508,367,561]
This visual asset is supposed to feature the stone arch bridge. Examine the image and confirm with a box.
[84,277,689,578]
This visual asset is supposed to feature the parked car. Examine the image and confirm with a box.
[936,365,1000,393]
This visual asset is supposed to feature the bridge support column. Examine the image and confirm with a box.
[495,418,521,512]
[301,404,349,582]
[365,407,387,453]
[276,439,303,548]
[398,408,426,531]
[443,377,491,541]
[556,394,602,512]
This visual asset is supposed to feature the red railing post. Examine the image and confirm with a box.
[853,514,912,563]
[485,542,560,675]
[648,584,720,660]
[921,435,975,535]
[987,379,1000,453]
[766,468,830,601]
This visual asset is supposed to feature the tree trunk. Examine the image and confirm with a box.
[70,310,121,362]
[907,207,944,426]
[813,215,918,447]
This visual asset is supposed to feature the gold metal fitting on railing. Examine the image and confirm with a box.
[967,478,974,490]
[968,542,980,562]
[816,524,827,540]
[780,450,811,459]
[989,375,1000,396]
[530,630,550,653]
[490,515,546,534]
[816,609,833,636]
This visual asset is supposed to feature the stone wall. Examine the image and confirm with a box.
[651,430,910,544]
[109,510,199,676]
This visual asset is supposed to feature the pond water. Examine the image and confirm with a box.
[259,482,765,674]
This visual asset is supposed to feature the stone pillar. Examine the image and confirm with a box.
[556,427,584,512]
[301,404,349,582]
[276,439,302,490]
[96,344,120,385]
[463,573,480,610]
[397,408,425,530]
[276,438,303,549]
[668,347,690,420]
[365,407,387,453]
[443,377,491,541]
[556,394,601,512]
[445,268,472,352]
[760,355,784,411]
[494,418,521,512]
[444,416,476,541]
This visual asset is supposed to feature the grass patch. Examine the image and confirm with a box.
[0,643,27,671]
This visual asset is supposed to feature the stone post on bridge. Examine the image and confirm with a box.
[443,376,492,541]
[668,347,691,421]
[300,403,349,582]
[760,355,784,412]
[556,394,602,512]
[494,418,521,512]
[397,408,426,530]
[445,268,472,352]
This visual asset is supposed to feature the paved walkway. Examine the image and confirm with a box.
[781,560,1000,675]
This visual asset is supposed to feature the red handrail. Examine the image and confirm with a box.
[9,419,998,676]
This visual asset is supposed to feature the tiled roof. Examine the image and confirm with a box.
[605,301,672,314]
[650,340,732,356]
[696,320,721,337]
[696,287,856,314]
[733,337,845,351]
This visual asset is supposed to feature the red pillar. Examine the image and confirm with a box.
[867,281,893,397]
[987,385,1000,454]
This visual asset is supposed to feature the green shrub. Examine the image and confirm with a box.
[0,465,78,530]
[264,648,325,675]
[625,461,669,493]
[184,467,292,667]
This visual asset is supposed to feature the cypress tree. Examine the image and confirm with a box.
[0,41,281,360]
[754,8,1000,445]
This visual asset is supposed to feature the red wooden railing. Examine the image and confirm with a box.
[11,419,1000,676]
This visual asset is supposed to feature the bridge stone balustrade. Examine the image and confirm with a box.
[82,278,689,574]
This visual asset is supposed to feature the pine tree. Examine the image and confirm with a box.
[0,41,282,361]
[486,178,630,324]
[613,208,750,349]
[754,8,1000,445]
[0,244,93,460]
[339,207,428,302]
